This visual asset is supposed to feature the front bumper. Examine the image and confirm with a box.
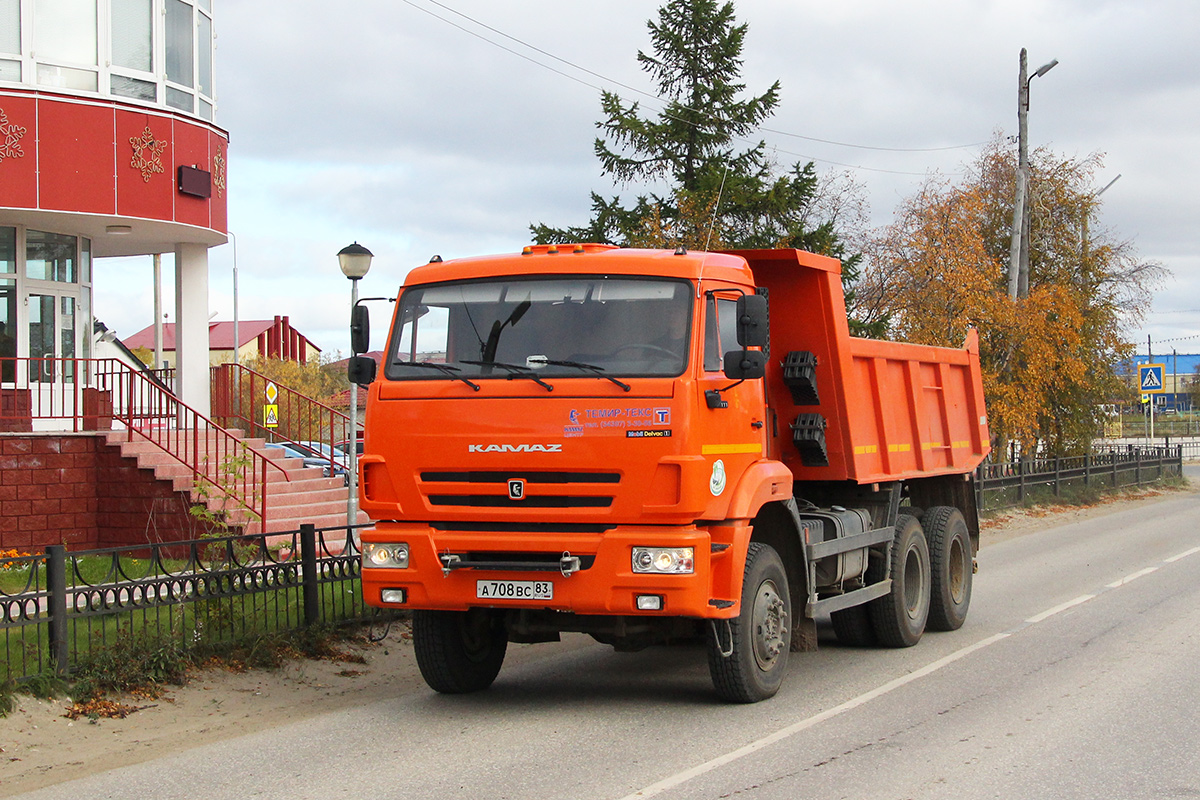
[359,522,750,619]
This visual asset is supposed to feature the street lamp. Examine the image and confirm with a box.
[338,241,373,528]
[1007,48,1058,299]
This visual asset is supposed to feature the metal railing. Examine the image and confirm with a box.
[211,361,358,477]
[1,525,374,683]
[976,445,1183,511]
[1,357,287,530]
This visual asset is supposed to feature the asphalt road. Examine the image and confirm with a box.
[10,488,1200,800]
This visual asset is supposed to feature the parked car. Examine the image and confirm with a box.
[294,440,350,482]
[266,442,348,484]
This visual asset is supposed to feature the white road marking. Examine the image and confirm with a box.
[616,542,1200,800]
[1106,566,1158,588]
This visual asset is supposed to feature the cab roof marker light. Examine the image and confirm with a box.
[522,246,533,255]
[547,245,559,254]
[574,244,585,254]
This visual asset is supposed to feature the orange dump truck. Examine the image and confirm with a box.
[351,245,990,702]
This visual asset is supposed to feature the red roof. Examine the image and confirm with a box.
[123,321,321,352]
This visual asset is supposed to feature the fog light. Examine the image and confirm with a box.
[380,588,406,604]
[632,547,694,574]
[363,542,409,568]
[636,594,663,611]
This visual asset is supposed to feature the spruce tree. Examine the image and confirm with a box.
[531,0,850,261]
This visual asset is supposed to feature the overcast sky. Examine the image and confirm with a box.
[93,0,1200,361]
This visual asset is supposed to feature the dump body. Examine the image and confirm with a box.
[737,248,990,484]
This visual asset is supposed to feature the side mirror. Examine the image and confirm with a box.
[736,293,769,348]
[347,355,377,387]
[351,305,370,355]
[723,349,766,380]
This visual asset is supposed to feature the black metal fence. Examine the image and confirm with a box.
[976,445,1183,511]
[1,524,376,684]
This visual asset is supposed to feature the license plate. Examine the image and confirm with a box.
[476,579,554,601]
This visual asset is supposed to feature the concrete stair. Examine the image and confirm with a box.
[102,428,371,538]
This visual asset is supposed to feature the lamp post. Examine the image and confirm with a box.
[1007,48,1058,299]
[338,242,373,528]
[229,231,239,366]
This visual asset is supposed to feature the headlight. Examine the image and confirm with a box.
[632,547,694,574]
[362,542,409,568]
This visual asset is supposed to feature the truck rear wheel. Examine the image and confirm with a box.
[869,514,930,647]
[413,608,508,694]
[707,542,791,703]
[923,506,973,631]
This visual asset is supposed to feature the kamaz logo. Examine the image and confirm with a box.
[468,444,563,453]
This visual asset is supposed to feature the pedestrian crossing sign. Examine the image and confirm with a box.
[1138,364,1166,394]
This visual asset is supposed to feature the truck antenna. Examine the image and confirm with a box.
[699,163,730,297]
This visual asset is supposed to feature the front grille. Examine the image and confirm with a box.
[428,495,612,508]
[420,470,620,510]
[421,471,620,484]
[431,522,615,533]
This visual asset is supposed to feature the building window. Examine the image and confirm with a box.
[0,0,19,56]
[6,0,215,118]
[26,230,78,283]
[0,278,15,383]
[165,0,193,88]
[34,0,98,66]
[0,227,14,273]
[111,0,151,71]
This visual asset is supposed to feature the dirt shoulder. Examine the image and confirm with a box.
[2,481,1195,796]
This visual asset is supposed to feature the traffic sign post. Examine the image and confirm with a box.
[264,382,279,429]
[1138,364,1166,441]
[1138,364,1165,394]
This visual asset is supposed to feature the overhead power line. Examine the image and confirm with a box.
[402,0,984,175]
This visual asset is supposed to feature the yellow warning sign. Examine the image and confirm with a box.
[264,404,279,428]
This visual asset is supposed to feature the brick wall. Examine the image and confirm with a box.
[0,434,222,551]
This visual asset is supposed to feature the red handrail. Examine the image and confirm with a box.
[211,361,359,476]
[1,357,287,531]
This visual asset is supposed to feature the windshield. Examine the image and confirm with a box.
[385,276,693,381]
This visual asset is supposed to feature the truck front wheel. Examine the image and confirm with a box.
[923,506,973,631]
[707,542,791,703]
[869,514,930,647]
[413,608,508,694]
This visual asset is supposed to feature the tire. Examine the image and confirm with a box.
[868,514,930,648]
[413,608,508,694]
[831,604,876,647]
[923,506,973,631]
[707,542,791,703]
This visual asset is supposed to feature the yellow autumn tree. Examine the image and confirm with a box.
[861,137,1164,457]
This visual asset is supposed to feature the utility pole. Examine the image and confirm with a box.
[1007,49,1058,299]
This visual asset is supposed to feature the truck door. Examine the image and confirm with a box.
[698,287,767,502]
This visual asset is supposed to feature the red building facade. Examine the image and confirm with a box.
[1,0,228,415]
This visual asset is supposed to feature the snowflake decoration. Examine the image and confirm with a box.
[212,147,226,197]
[129,126,167,182]
[0,108,27,164]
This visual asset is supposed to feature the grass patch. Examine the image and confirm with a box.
[0,622,373,717]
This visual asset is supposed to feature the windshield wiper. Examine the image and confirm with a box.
[461,360,554,392]
[536,359,631,392]
[392,360,480,391]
